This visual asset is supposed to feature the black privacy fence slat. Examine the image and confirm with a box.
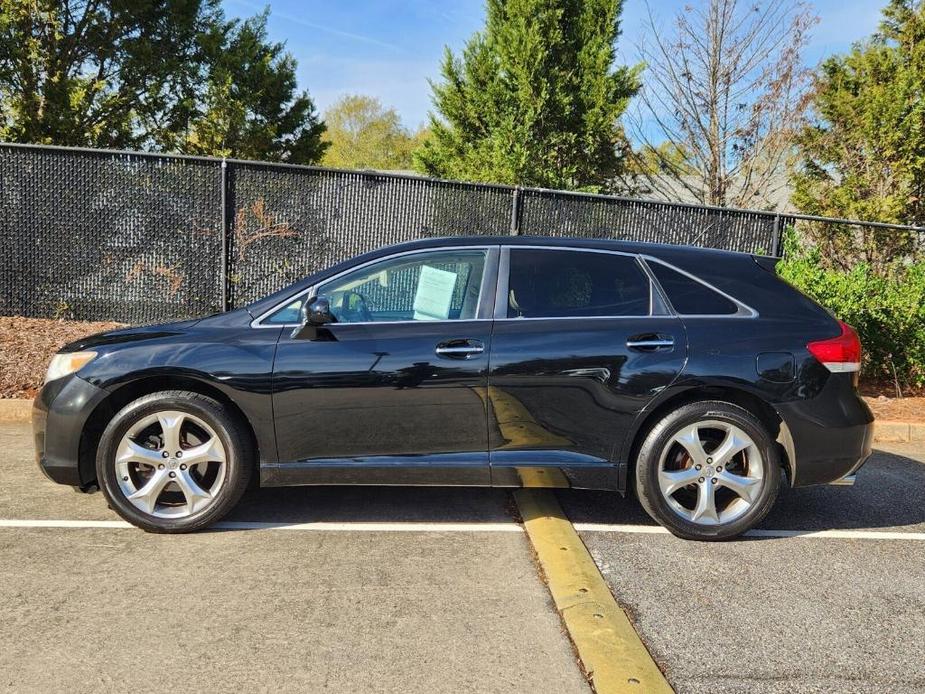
[0,145,222,323]
[227,164,511,307]
[5,142,918,324]
[518,189,782,253]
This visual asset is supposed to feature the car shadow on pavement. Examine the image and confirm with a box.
[558,447,925,535]
[227,485,519,525]
[204,447,925,534]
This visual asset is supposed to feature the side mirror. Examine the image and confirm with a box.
[303,296,335,326]
[292,296,334,340]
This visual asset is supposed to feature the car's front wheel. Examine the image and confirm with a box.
[635,400,780,540]
[96,391,252,533]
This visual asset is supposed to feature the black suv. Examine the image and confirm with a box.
[34,237,873,540]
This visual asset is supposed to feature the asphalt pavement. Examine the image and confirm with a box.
[0,423,588,694]
[560,443,925,693]
[2,420,923,694]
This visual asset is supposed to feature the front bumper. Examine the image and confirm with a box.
[776,374,874,487]
[33,374,109,487]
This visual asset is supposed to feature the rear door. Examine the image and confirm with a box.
[487,246,687,488]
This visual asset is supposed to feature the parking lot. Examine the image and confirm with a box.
[1,421,923,693]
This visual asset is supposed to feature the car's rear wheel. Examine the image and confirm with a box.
[96,391,252,533]
[635,400,780,540]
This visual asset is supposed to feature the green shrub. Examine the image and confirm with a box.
[777,230,925,389]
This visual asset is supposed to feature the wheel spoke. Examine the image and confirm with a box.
[711,429,752,468]
[174,469,212,514]
[128,470,171,514]
[116,439,163,467]
[116,409,227,520]
[180,439,225,468]
[157,412,185,455]
[658,467,701,496]
[691,481,719,524]
[716,470,761,504]
[671,425,709,468]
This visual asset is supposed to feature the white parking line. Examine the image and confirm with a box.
[0,519,922,540]
[0,519,525,532]
[573,523,925,541]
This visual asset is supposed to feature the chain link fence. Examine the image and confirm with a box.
[4,142,915,325]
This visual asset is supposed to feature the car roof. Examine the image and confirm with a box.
[377,234,754,259]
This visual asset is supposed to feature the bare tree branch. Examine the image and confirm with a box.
[629,0,817,208]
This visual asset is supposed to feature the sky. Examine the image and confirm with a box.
[224,0,886,132]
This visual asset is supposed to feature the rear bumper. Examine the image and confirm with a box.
[776,374,874,487]
[33,375,108,487]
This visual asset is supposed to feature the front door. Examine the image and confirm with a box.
[487,246,687,489]
[270,246,498,485]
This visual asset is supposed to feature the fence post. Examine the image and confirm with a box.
[510,186,523,235]
[220,158,232,312]
[771,213,782,257]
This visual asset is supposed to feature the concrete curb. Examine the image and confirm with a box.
[873,420,925,444]
[0,396,923,443]
[0,399,31,423]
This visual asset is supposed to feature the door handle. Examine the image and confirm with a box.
[626,334,675,351]
[435,339,485,359]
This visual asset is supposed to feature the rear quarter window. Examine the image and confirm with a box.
[648,261,739,315]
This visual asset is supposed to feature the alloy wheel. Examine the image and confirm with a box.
[657,419,765,526]
[114,410,227,519]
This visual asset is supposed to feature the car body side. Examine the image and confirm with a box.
[33,236,874,493]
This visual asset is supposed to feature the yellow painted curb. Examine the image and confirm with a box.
[0,399,32,423]
[515,488,673,694]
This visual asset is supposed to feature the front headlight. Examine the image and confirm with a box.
[44,351,97,383]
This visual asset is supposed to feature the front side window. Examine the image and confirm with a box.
[264,298,303,325]
[310,249,488,324]
[506,248,650,318]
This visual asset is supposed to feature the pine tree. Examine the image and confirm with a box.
[792,0,925,266]
[414,0,639,192]
[0,2,326,164]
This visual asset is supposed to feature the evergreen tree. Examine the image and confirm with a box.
[0,2,326,163]
[415,0,639,192]
[0,0,212,149]
[792,0,925,264]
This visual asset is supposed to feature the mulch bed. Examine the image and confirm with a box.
[2,316,924,424]
[863,395,925,424]
[0,316,125,398]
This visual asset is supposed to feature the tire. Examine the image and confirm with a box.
[635,400,780,541]
[96,391,253,533]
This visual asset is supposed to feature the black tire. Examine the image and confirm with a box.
[635,400,781,541]
[96,391,253,533]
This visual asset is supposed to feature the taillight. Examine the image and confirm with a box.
[807,321,861,373]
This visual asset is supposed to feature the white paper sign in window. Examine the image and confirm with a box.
[413,265,458,320]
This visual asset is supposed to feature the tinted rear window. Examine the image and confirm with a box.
[649,262,738,315]
[507,249,650,318]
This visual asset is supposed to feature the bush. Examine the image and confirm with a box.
[777,230,925,390]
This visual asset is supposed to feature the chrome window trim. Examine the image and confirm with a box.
[252,242,759,327]
[640,255,758,319]
[250,245,497,328]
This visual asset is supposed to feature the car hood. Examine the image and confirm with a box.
[60,318,204,352]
